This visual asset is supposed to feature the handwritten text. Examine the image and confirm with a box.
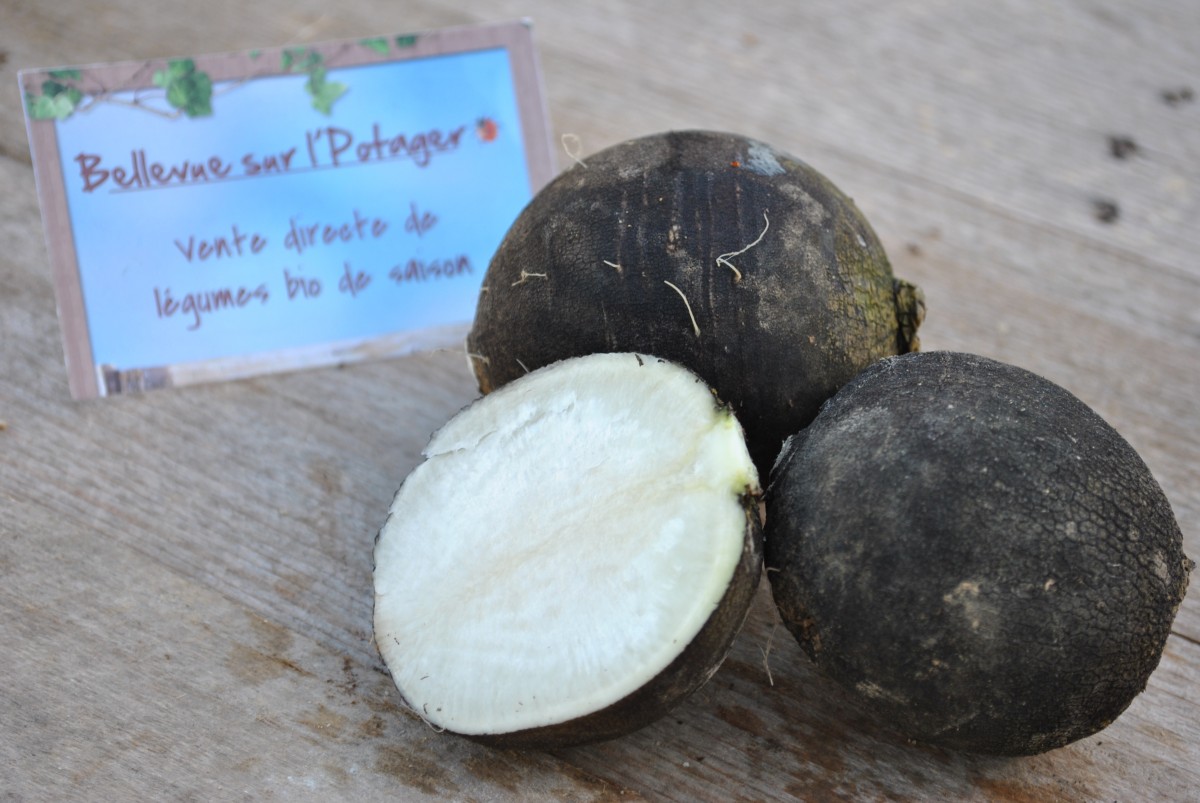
[75,123,468,193]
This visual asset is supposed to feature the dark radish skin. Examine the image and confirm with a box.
[764,351,1193,755]
[467,129,924,474]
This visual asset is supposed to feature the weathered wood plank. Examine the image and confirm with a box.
[0,490,635,800]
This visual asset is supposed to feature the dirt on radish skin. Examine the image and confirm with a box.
[467,129,925,475]
[373,352,763,749]
[764,351,1193,756]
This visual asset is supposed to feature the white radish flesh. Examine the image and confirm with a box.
[373,352,760,744]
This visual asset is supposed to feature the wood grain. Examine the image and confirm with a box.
[2,0,1197,799]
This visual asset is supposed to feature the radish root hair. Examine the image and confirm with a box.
[663,280,701,337]
[760,621,780,687]
[561,133,587,168]
[716,210,770,282]
[512,270,549,287]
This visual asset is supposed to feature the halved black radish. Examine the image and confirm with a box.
[373,352,763,748]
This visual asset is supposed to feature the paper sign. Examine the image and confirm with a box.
[20,20,555,398]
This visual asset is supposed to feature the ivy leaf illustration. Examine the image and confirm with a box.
[395,34,418,48]
[284,50,348,115]
[42,79,83,105]
[153,59,213,117]
[171,75,213,116]
[152,59,193,88]
[282,48,321,73]
[26,75,84,120]
[307,72,348,115]
[360,37,389,55]
[27,91,78,120]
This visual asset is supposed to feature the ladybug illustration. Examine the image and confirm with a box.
[476,116,499,143]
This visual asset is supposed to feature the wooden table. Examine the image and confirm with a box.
[3,1,1197,799]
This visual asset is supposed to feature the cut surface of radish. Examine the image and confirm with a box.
[373,353,760,743]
